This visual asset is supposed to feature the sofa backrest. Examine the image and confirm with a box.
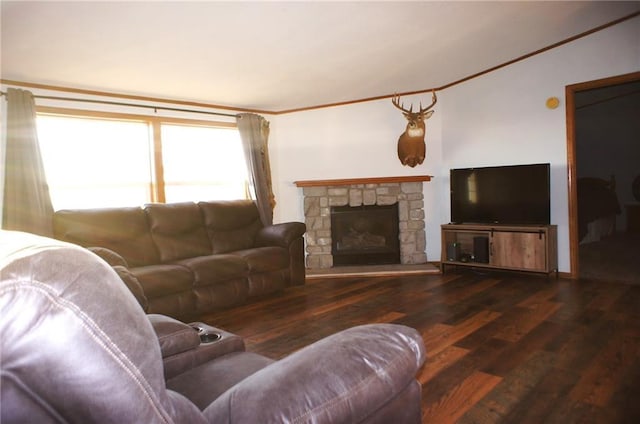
[53,207,159,267]
[0,230,206,424]
[198,200,263,254]
[53,201,268,265]
[144,202,211,263]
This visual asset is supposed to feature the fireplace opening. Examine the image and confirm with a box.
[330,203,400,266]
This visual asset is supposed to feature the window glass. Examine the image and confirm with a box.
[35,112,248,210]
[37,115,153,209]
[161,124,249,203]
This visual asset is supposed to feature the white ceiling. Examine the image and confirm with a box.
[2,1,639,113]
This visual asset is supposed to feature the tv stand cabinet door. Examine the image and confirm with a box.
[490,231,546,271]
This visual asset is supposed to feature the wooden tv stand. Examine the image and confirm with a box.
[441,223,558,276]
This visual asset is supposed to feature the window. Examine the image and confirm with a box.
[161,123,249,203]
[36,110,249,210]
[37,115,154,209]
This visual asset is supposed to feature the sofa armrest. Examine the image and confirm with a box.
[255,222,306,248]
[256,222,306,286]
[85,247,149,311]
[204,324,426,423]
[112,265,149,312]
[149,314,201,358]
[87,246,128,267]
[148,315,246,380]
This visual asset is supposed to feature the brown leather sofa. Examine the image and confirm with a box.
[53,200,306,320]
[1,230,427,423]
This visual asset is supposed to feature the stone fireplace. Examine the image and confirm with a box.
[294,176,431,269]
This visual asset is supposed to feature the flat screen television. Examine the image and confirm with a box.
[450,163,550,225]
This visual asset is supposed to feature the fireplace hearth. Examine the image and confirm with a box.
[331,204,400,266]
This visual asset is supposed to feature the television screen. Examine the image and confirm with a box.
[450,163,550,225]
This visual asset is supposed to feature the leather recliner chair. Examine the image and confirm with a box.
[0,230,427,423]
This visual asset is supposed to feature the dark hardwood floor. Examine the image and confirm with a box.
[199,269,640,423]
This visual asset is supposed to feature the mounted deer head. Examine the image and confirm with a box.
[392,90,437,167]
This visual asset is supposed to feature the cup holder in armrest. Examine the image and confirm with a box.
[199,332,222,343]
[190,325,222,344]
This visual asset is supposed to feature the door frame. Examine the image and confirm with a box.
[565,71,640,278]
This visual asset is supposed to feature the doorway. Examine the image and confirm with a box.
[566,71,640,282]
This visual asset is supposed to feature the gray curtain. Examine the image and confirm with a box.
[236,113,275,226]
[2,88,54,236]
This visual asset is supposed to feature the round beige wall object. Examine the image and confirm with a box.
[546,97,560,109]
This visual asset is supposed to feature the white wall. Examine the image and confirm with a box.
[270,96,445,262]
[270,16,640,272]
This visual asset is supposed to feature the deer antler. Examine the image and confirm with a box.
[392,90,437,116]
[419,90,437,114]
[391,95,413,115]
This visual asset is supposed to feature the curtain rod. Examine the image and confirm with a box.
[0,91,241,118]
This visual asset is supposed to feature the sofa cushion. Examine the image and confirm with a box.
[131,264,194,298]
[198,200,263,253]
[232,247,289,273]
[193,278,250,312]
[177,255,248,285]
[145,202,211,262]
[53,207,159,267]
[167,352,274,411]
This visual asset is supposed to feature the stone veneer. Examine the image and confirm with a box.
[301,181,427,269]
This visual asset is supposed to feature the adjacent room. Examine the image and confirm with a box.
[2,1,640,423]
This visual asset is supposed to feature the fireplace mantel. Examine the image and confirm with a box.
[294,175,432,187]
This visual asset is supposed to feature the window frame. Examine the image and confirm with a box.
[36,106,242,207]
